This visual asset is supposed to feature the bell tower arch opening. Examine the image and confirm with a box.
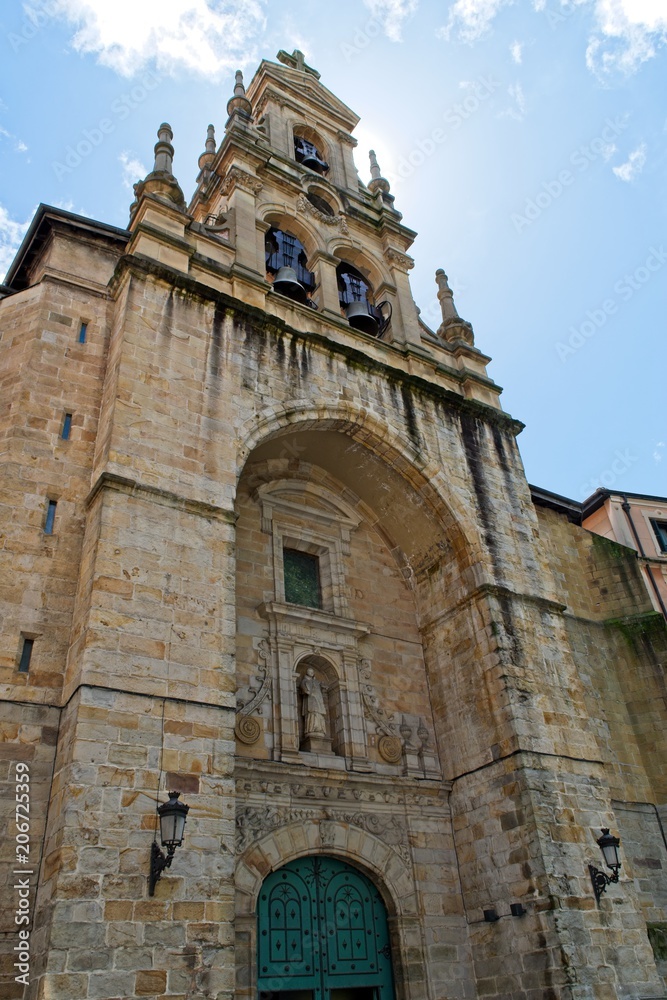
[257,855,396,1000]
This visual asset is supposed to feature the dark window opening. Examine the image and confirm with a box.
[265,228,316,306]
[78,322,87,344]
[284,548,322,609]
[294,137,329,175]
[61,413,72,440]
[18,637,34,673]
[44,500,57,535]
[651,519,667,553]
[306,191,335,216]
[336,263,390,338]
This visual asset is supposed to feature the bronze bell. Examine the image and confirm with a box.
[345,299,379,336]
[273,266,309,305]
[301,152,329,174]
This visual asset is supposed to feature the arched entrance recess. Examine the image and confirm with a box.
[257,856,395,1000]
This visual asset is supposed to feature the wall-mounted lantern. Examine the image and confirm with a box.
[149,791,190,896]
[589,828,621,903]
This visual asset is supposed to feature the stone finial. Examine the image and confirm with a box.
[153,123,175,174]
[435,269,475,347]
[227,70,252,119]
[435,269,459,323]
[198,124,216,172]
[368,149,392,198]
[129,122,186,224]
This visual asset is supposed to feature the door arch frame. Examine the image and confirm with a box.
[235,819,426,1000]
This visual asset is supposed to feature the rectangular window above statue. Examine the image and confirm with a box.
[283,547,322,609]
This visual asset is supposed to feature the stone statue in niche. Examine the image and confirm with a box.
[298,667,332,754]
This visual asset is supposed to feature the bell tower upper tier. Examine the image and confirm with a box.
[128,49,501,409]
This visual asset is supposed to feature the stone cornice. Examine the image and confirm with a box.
[86,471,238,523]
[420,582,567,633]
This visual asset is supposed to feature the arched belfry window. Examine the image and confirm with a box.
[337,262,391,338]
[294,136,329,175]
[265,227,316,306]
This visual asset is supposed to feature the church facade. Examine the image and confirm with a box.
[1,50,666,1000]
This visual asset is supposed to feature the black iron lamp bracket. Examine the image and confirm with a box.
[589,863,620,903]
[149,841,176,896]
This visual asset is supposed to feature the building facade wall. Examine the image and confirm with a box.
[1,52,666,1000]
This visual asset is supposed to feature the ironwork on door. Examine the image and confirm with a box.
[257,855,395,1000]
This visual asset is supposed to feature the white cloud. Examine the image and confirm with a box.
[44,0,267,78]
[654,441,665,462]
[612,142,647,181]
[119,151,148,190]
[498,81,526,121]
[586,0,667,77]
[0,124,28,153]
[439,0,515,43]
[0,205,32,282]
[510,39,523,63]
[363,0,418,41]
[440,0,667,76]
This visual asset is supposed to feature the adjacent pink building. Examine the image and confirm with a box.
[582,489,667,619]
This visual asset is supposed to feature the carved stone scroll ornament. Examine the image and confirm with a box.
[358,658,402,763]
[234,640,271,745]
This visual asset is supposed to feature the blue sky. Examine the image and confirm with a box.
[1,0,665,501]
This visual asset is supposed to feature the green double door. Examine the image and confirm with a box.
[257,856,395,1000]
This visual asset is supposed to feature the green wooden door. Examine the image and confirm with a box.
[257,856,395,1000]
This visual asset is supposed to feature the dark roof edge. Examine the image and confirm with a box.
[4,204,130,290]
[529,484,583,525]
[581,487,667,518]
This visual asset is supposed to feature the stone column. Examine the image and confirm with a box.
[309,249,343,321]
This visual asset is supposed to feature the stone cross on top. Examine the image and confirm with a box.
[277,48,321,79]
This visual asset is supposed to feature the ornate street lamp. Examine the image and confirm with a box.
[589,828,621,903]
[148,791,190,896]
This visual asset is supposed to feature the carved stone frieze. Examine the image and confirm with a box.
[296,193,349,234]
[234,773,445,806]
[235,804,411,865]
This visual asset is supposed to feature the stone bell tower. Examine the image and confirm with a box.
[1,48,666,1000]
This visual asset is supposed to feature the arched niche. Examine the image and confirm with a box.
[295,652,342,756]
